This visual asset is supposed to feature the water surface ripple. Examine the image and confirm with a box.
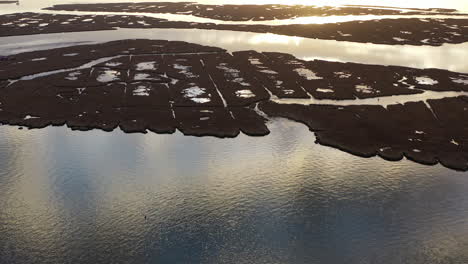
[0,121,467,263]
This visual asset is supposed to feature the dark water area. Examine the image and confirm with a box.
[0,121,467,263]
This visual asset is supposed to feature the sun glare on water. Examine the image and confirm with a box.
[196,0,468,12]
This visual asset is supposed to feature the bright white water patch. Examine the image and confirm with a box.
[23,115,39,120]
[317,88,334,93]
[235,89,255,98]
[133,85,151,96]
[134,72,164,81]
[397,76,416,89]
[65,71,81,81]
[393,37,407,42]
[76,87,86,94]
[31,57,46,61]
[96,70,120,82]
[136,62,157,71]
[173,64,199,78]
[449,32,462,36]
[216,64,241,75]
[451,77,468,85]
[271,90,468,108]
[355,84,376,94]
[233,78,251,86]
[248,58,263,65]
[183,86,206,97]
[286,60,304,65]
[335,72,352,78]
[416,76,439,85]
[105,62,123,67]
[137,20,150,26]
[337,31,352,37]
[215,64,251,86]
[133,73,153,81]
[451,139,460,146]
[2,29,468,74]
[191,98,211,103]
[294,68,323,80]
[182,86,211,103]
[63,53,79,56]
[259,69,278,74]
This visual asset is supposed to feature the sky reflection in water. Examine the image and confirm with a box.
[0,121,467,263]
[2,28,468,73]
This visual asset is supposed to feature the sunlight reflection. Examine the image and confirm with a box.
[193,0,468,12]
[2,28,468,73]
[248,33,303,45]
[1,0,468,16]
[34,10,468,26]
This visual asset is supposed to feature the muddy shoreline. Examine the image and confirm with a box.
[1,40,467,170]
[1,12,467,46]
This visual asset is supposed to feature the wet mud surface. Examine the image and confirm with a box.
[1,40,468,170]
[46,3,462,21]
[1,13,468,46]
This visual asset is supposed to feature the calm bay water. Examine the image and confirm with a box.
[3,28,468,74]
[0,120,467,263]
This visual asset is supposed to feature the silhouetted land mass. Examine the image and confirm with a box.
[1,13,467,46]
[1,40,468,170]
[45,3,464,21]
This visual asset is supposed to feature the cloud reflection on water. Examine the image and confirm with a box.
[2,28,468,73]
[0,121,467,263]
